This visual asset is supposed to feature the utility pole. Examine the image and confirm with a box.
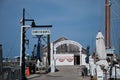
[21,8,34,80]
[21,8,27,80]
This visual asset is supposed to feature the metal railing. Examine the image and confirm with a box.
[0,66,21,80]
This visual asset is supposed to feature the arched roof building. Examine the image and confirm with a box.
[43,37,87,66]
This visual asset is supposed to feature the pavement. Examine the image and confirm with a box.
[27,65,90,80]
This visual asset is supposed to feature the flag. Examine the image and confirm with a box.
[20,18,23,24]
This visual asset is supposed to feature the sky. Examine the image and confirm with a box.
[0,0,120,58]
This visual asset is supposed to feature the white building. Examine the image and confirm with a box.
[43,37,88,66]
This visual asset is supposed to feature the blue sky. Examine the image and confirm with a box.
[0,0,120,58]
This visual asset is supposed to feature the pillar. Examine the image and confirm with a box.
[50,43,55,72]
[79,47,82,65]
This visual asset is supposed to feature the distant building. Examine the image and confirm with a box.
[43,36,87,66]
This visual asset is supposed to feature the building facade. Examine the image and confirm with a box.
[43,37,87,66]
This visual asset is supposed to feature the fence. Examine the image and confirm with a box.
[0,66,21,80]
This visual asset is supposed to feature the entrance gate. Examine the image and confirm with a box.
[53,40,83,65]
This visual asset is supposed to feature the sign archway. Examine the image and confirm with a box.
[53,40,83,65]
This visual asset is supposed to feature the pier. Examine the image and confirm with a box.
[28,65,90,80]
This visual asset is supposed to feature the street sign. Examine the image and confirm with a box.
[32,30,50,35]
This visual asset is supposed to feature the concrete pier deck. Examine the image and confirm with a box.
[27,65,90,80]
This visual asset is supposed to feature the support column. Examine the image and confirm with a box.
[47,35,50,66]
[54,48,56,68]
[67,44,69,53]
[79,47,82,66]
[50,43,55,72]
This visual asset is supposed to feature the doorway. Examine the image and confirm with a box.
[74,55,80,65]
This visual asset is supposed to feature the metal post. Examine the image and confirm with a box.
[47,35,50,72]
[47,35,50,66]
